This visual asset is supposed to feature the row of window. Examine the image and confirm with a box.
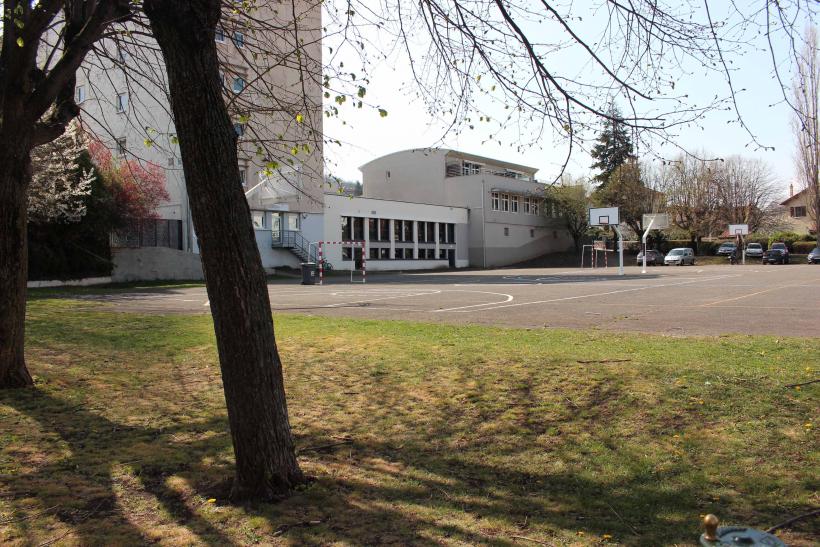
[343,217,456,244]
[341,247,452,261]
[491,192,542,215]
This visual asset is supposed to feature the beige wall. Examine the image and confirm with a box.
[361,149,573,267]
[780,191,816,234]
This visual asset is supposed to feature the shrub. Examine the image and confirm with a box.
[792,241,818,254]
[767,231,802,250]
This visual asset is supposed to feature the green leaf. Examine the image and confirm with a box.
[16,37,24,47]
[143,139,154,148]
[357,86,366,98]
[170,135,179,145]
[14,18,24,29]
[378,109,388,118]
[239,114,251,124]
[295,113,304,123]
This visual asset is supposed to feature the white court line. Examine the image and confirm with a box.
[318,290,443,308]
[431,290,515,312]
[445,274,742,313]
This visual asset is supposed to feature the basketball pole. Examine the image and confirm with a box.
[614,226,624,276]
[641,215,656,274]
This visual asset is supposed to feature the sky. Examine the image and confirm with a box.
[320,0,815,199]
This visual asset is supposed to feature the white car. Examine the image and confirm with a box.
[664,247,695,266]
[745,243,763,258]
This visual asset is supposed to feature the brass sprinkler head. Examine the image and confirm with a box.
[703,514,719,542]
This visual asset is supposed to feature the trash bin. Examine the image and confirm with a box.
[301,262,316,285]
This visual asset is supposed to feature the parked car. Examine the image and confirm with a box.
[745,242,763,258]
[636,249,664,266]
[664,247,696,266]
[808,247,820,264]
[716,242,737,256]
[762,248,787,265]
[769,242,790,263]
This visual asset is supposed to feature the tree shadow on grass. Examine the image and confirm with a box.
[0,388,235,546]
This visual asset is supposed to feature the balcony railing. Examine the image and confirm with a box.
[445,164,534,181]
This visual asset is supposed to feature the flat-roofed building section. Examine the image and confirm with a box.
[323,194,469,271]
[360,149,572,267]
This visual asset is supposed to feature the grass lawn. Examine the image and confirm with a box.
[1,299,817,546]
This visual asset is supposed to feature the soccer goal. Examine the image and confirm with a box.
[581,240,612,268]
[317,240,367,285]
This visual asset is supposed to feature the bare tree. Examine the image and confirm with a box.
[545,176,591,252]
[792,26,819,244]
[659,156,722,250]
[1,0,131,388]
[713,156,779,234]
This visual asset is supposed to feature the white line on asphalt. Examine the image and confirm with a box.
[432,291,514,312]
[445,274,742,313]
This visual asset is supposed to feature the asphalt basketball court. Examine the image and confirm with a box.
[69,264,820,337]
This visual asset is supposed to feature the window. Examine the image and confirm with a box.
[233,123,245,137]
[404,221,413,242]
[510,195,519,213]
[504,227,510,237]
[426,222,435,242]
[531,199,539,216]
[491,192,500,211]
[233,31,245,48]
[215,28,225,42]
[252,212,265,229]
[370,247,379,260]
[353,217,364,240]
[116,92,127,112]
[232,77,245,93]
[463,161,482,175]
[341,216,351,240]
[380,247,390,260]
[427,248,436,259]
[369,218,378,241]
[792,206,807,218]
[522,197,531,214]
[75,85,86,104]
[239,169,246,185]
[439,249,447,259]
[500,193,509,212]
[379,219,390,241]
[447,223,455,243]
[530,229,535,238]
[394,248,404,260]
[417,221,426,242]
[115,137,127,157]
[287,214,299,231]
[342,247,352,261]
[551,203,557,218]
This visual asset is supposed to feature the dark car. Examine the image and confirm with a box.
[762,248,787,265]
[636,249,664,266]
[769,242,790,264]
[808,247,820,264]
[716,242,737,256]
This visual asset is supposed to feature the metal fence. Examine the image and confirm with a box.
[111,219,183,250]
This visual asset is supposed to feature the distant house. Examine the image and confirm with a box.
[780,184,817,235]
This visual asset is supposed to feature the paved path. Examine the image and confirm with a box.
[60,264,820,337]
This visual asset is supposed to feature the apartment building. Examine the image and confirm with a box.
[76,2,324,272]
[360,149,573,267]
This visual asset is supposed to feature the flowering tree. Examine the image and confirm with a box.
[28,122,93,224]
[87,140,169,223]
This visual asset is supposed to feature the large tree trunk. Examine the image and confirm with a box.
[143,0,305,500]
[0,138,35,389]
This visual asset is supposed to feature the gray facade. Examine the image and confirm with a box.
[361,149,573,267]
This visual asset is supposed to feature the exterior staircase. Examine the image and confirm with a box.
[271,230,318,263]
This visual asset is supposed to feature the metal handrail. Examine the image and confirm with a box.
[272,229,317,262]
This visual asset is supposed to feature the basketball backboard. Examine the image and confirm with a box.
[642,213,670,230]
[728,224,749,236]
[589,207,619,227]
